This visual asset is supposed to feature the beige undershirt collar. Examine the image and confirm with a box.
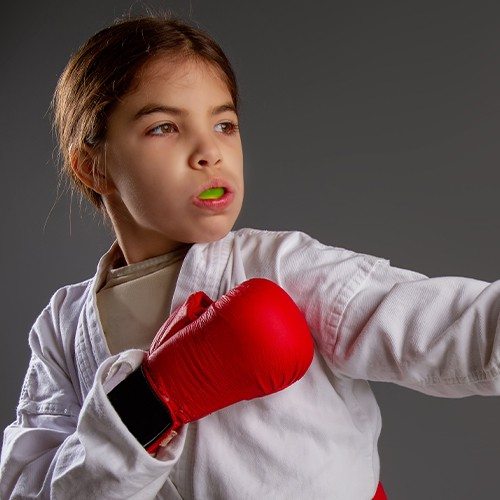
[96,244,191,355]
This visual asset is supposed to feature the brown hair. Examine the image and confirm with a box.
[51,13,239,224]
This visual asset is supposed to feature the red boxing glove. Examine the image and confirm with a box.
[108,278,314,455]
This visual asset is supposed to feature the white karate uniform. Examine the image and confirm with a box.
[1,228,499,499]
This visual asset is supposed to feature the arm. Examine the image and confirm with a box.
[0,303,184,500]
[331,259,500,397]
[1,278,314,498]
[241,230,500,397]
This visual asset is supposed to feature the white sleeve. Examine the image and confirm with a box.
[331,259,500,397]
[0,305,185,500]
[248,230,500,398]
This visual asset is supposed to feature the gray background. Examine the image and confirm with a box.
[1,1,499,498]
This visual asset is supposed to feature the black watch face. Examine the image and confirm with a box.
[108,367,173,447]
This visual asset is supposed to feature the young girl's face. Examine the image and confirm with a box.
[98,55,244,263]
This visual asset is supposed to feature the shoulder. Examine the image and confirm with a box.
[227,227,388,330]
[232,227,317,250]
[48,278,93,325]
[231,227,366,262]
[28,278,93,355]
[228,226,386,291]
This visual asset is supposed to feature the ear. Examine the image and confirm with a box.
[70,145,116,195]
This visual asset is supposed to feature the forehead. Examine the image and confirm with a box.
[129,55,230,97]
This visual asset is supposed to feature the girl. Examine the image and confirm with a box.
[1,13,499,500]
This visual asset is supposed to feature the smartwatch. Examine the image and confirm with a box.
[107,366,173,449]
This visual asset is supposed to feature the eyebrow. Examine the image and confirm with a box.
[131,102,237,121]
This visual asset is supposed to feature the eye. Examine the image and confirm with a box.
[215,121,240,135]
[147,123,178,136]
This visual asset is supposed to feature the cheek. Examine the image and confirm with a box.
[227,146,244,174]
[124,169,190,216]
[111,166,163,215]
[110,149,164,194]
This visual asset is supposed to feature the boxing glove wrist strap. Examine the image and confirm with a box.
[107,366,173,449]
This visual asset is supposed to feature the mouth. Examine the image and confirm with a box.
[193,179,235,211]
[198,186,227,200]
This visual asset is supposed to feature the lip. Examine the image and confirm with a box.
[192,177,235,212]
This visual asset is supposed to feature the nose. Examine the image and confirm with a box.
[188,134,222,170]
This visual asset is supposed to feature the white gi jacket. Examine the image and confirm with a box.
[1,228,499,499]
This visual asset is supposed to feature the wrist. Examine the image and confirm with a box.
[107,365,174,450]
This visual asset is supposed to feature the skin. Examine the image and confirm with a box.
[72,55,244,264]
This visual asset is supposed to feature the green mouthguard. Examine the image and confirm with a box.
[199,187,225,200]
